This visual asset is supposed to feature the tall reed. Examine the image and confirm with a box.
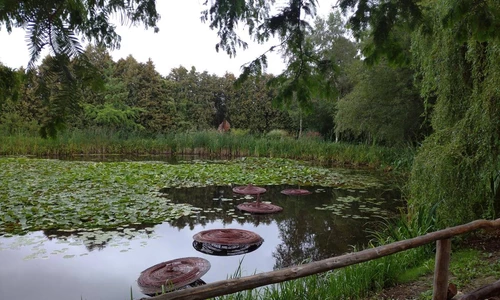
[0,129,414,171]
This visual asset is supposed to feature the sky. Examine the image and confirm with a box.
[0,1,337,77]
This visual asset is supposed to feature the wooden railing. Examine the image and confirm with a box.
[143,218,500,300]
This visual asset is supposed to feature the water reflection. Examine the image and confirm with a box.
[192,240,264,256]
[42,224,159,253]
[165,184,402,268]
[27,184,401,264]
[0,183,402,300]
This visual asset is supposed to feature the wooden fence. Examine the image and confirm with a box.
[143,218,500,300]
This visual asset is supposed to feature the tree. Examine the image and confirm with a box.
[0,63,21,108]
[0,65,42,135]
[166,66,216,131]
[30,54,104,137]
[339,0,500,226]
[229,75,293,134]
[295,11,359,140]
[2,0,335,135]
[335,60,424,145]
[407,1,500,227]
[0,0,160,137]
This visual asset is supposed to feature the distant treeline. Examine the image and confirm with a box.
[0,13,428,146]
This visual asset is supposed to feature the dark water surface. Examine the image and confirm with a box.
[0,163,402,300]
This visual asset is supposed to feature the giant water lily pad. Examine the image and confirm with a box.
[193,228,263,245]
[281,189,312,196]
[137,257,210,295]
[232,184,266,195]
[237,202,283,214]
[192,229,264,256]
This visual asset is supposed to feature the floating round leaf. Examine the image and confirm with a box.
[137,257,210,295]
[281,189,312,196]
[232,184,267,195]
[193,229,264,256]
[237,202,283,214]
[193,229,263,245]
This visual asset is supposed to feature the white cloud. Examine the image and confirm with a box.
[0,0,336,76]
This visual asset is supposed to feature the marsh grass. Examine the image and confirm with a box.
[0,130,414,171]
[212,253,431,300]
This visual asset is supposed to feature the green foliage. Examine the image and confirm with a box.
[335,60,424,145]
[0,158,200,234]
[34,54,105,138]
[301,131,323,142]
[203,0,340,109]
[230,128,250,136]
[449,249,500,287]
[339,0,422,65]
[341,0,500,227]
[408,1,500,227]
[229,74,294,134]
[0,63,21,107]
[442,0,500,43]
[266,129,289,139]
[0,106,39,135]
[1,0,159,137]
[83,102,144,131]
[214,229,434,300]
[397,258,434,284]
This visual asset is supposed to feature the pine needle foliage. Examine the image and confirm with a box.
[0,0,160,66]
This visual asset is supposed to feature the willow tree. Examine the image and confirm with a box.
[408,1,500,227]
[339,0,500,227]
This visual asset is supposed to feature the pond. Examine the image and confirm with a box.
[0,157,402,300]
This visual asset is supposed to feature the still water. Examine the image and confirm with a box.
[0,173,401,300]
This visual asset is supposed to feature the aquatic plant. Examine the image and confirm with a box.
[0,157,388,235]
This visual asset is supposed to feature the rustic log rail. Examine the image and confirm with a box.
[461,279,500,300]
[144,218,500,300]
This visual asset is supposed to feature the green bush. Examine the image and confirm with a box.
[230,128,250,136]
[266,129,289,139]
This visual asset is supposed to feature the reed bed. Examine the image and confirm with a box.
[0,130,414,171]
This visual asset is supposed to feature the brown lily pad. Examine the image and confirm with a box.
[137,257,210,295]
[233,184,267,195]
[237,201,283,214]
[281,189,312,196]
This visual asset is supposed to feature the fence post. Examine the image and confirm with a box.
[433,238,452,300]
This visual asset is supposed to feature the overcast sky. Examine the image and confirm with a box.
[0,1,337,76]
